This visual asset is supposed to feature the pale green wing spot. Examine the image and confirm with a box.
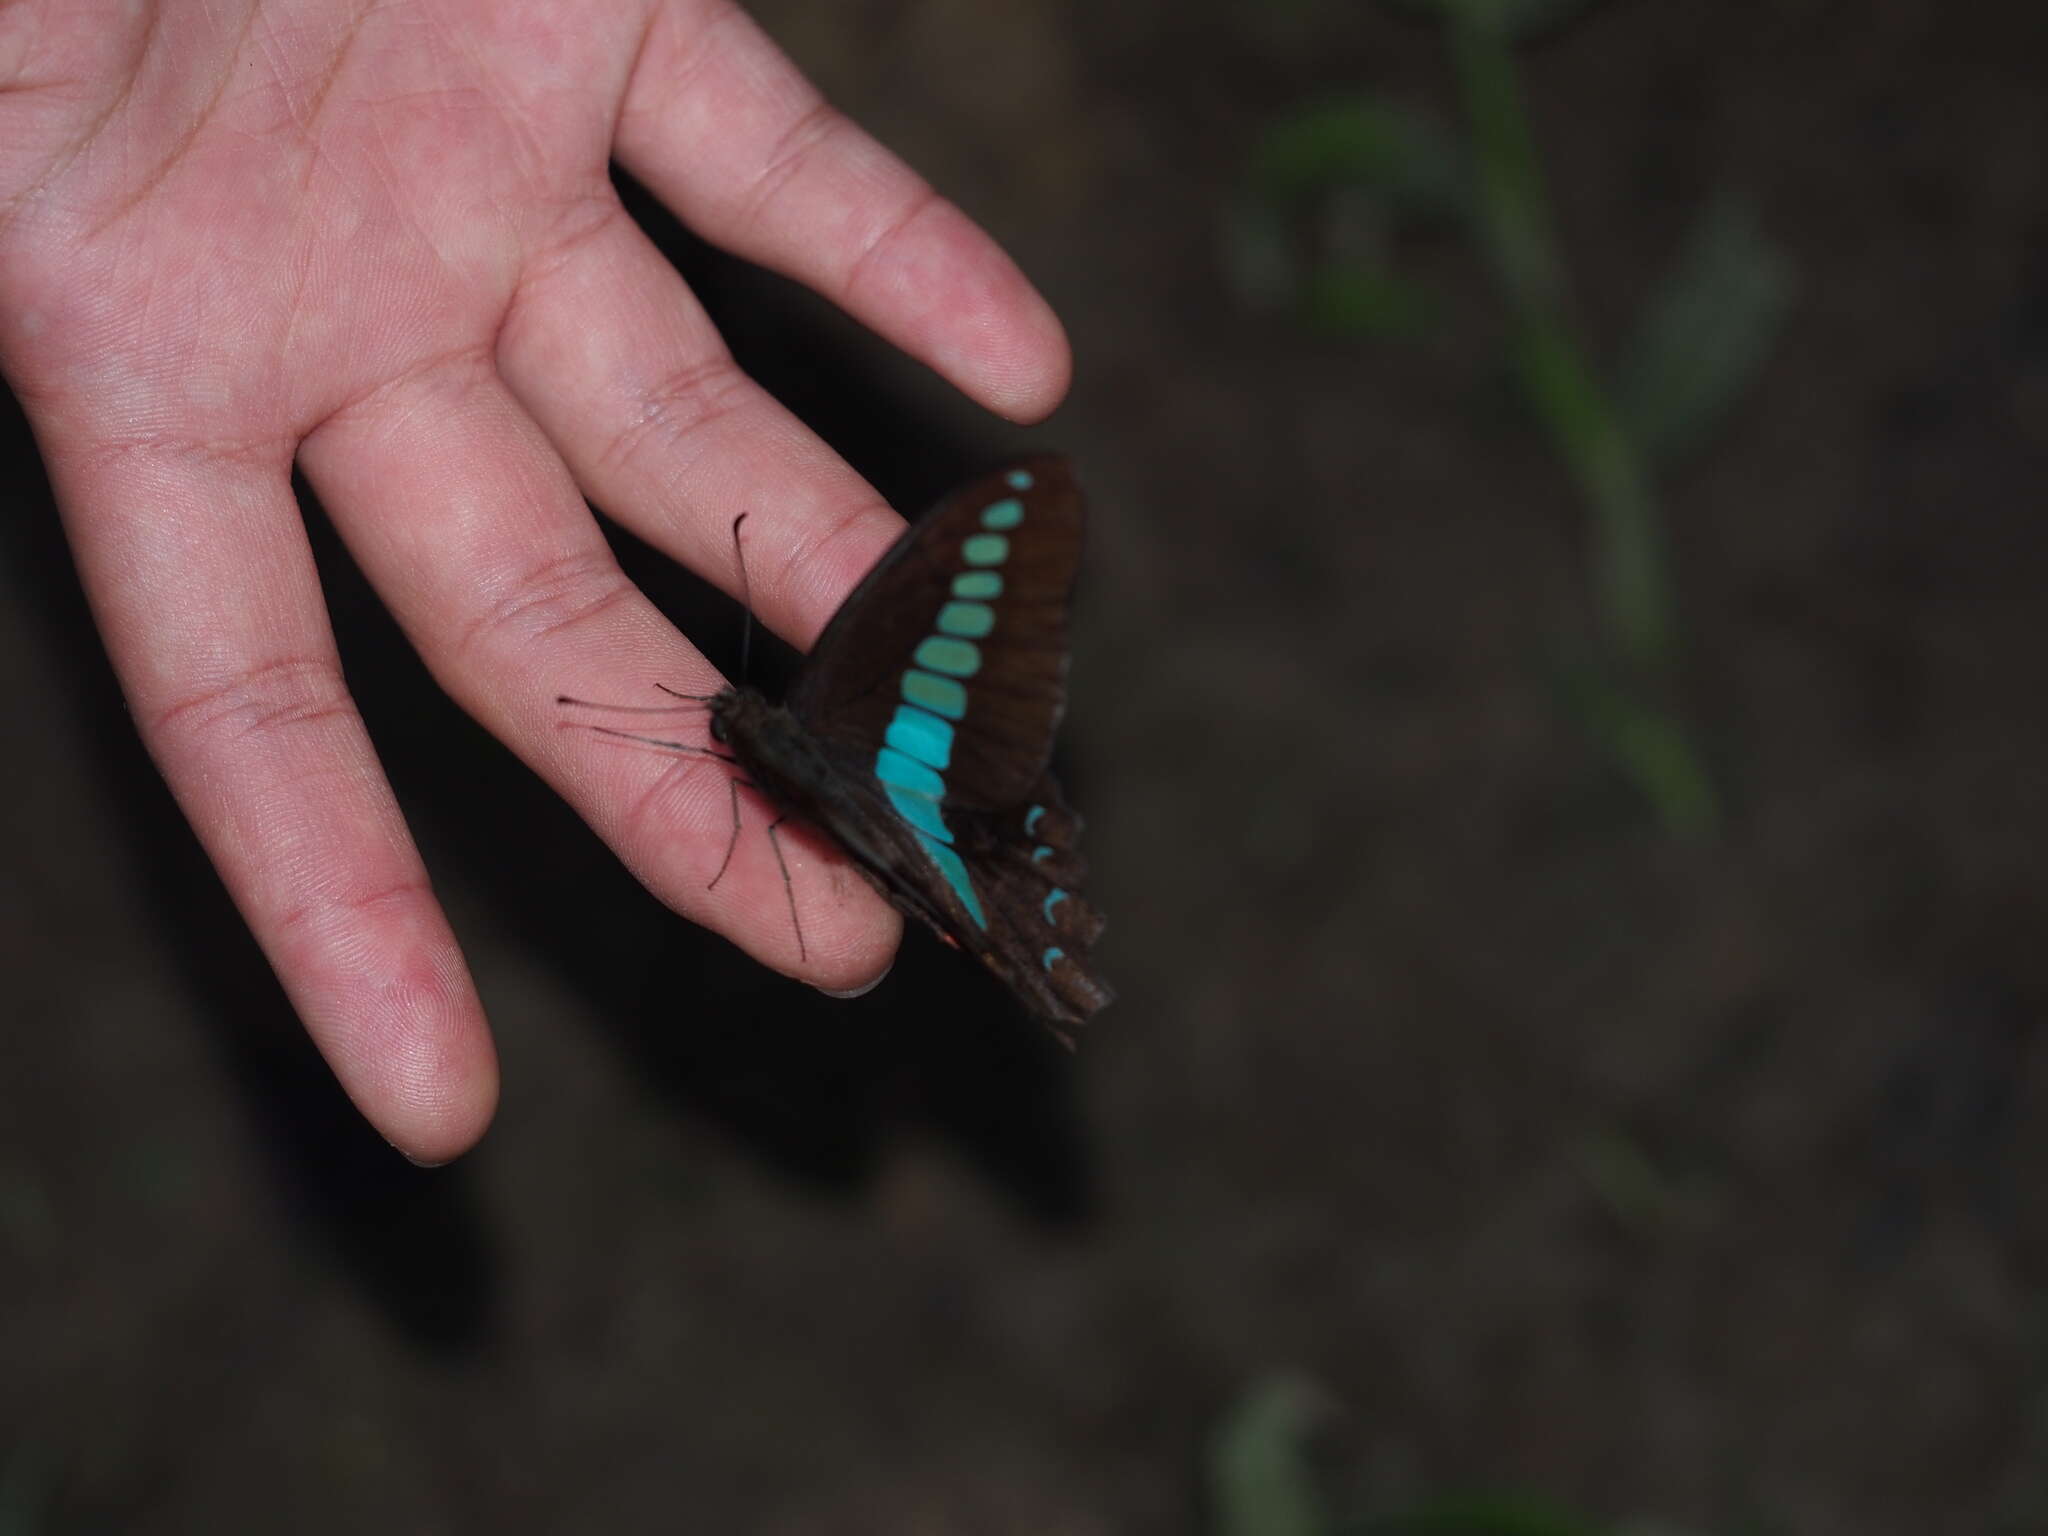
[962,533,1009,567]
[1041,946,1065,970]
[868,484,1048,935]
[936,601,995,639]
[903,670,966,719]
[1024,804,1045,834]
[914,637,981,677]
[1042,888,1068,923]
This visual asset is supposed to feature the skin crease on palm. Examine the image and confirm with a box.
[0,0,1071,1164]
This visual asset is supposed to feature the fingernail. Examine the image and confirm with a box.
[816,964,891,1000]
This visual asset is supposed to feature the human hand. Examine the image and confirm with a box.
[0,0,1069,1161]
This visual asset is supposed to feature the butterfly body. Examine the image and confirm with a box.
[714,457,1111,1037]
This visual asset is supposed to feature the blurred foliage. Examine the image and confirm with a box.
[0,1164,54,1265]
[1209,1375,1724,1536]
[1572,1125,1684,1235]
[1616,201,1795,472]
[1366,1495,1615,1535]
[1211,1375,1333,1536]
[1247,99,1467,216]
[0,1445,48,1536]
[1231,0,1793,837]
[1380,0,1605,39]
[1222,99,1462,340]
[1553,658,1718,840]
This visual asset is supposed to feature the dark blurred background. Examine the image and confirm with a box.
[6,2,2047,1532]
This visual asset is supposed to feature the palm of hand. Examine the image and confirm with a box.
[0,0,1069,1160]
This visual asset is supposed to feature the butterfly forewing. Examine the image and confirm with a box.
[791,456,1083,810]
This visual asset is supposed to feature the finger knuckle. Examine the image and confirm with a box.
[458,547,635,661]
[149,655,358,754]
[600,354,754,475]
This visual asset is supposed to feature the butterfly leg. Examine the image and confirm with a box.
[764,815,806,963]
[707,775,750,892]
[703,785,806,963]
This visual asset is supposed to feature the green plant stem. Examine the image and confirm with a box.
[1448,10,1671,674]
[1446,5,1717,835]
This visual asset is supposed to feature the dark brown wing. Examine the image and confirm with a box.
[772,456,1111,1032]
[944,772,1112,1036]
[789,456,1083,811]
[807,765,1111,1037]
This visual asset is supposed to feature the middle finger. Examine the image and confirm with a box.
[296,348,903,992]
[496,203,905,652]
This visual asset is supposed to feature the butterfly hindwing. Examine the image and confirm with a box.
[945,773,1111,1033]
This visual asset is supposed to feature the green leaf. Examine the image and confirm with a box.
[1364,1490,1613,1535]
[1231,98,1463,336]
[0,1165,54,1264]
[1574,1128,1675,1233]
[0,1444,49,1536]
[1304,265,1441,339]
[1220,197,1306,314]
[1249,98,1466,219]
[1381,0,1605,43]
[1556,659,1719,840]
[1211,1376,1333,1536]
[1236,101,1466,339]
[1615,199,1793,469]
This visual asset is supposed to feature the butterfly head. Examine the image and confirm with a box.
[707,683,773,750]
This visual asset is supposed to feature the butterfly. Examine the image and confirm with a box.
[578,458,1113,1039]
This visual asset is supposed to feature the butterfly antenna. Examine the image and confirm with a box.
[570,724,737,762]
[732,513,755,686]
[556,687,714,716]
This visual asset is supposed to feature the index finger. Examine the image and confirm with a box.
[615,0,1071,424]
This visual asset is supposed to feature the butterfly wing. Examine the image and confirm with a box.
[791,456,1082,810]
[945,772,1112,1036]
[786,456,1112,1031]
